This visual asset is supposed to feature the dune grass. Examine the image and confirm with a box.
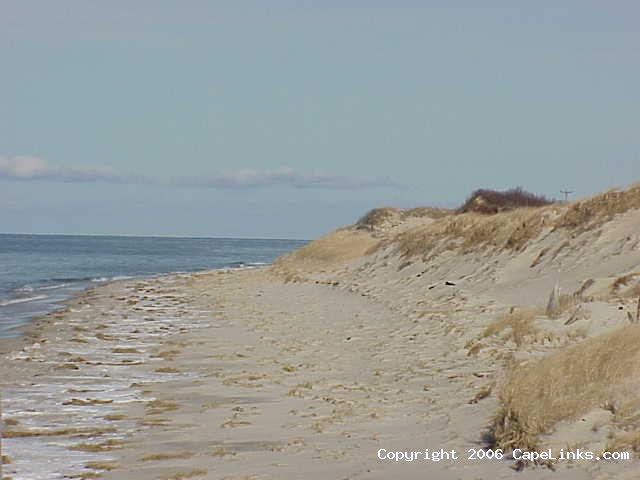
[273,227,379,276]
[557,183,640,230]
[355,207,402,231]
[494,324,640,452]
[356,206,450,232]
[481,310,538,347]
[393,206,553,258]
[274,184,640,272]
[377,184,640,261]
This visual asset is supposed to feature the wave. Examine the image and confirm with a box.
[8,276,134,302]
[1,275,135,309]
[0,295,49,307]
[90,275,133,282]
[227,261,270,269]
[35,283,71,291]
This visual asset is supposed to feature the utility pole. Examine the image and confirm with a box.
[560,190,574,202]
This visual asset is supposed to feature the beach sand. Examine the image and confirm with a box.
[3,187,640,479]
[0,268,635,480]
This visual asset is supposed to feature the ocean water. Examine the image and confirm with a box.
[0,233,306,337]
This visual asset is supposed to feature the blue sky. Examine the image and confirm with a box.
[1,1,639,238]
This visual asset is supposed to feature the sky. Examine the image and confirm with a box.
[1,1,639,239]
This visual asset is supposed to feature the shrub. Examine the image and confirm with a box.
[458,187,553,215]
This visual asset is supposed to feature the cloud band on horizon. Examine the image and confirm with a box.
[0,156,397,190]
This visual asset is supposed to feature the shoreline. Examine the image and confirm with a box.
[0,266,263,357]
[1,270,215,479]
[0,278,134,358]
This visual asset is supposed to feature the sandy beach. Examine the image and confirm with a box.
[3,186,640,480]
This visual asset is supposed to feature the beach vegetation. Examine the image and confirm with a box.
[103,413,127,421]
[457,187,554,215]
[3,426,116,438]
[140,452,195,461]
[273,227,379,274]
[481,310,538,348]
[84,461,118,471]
[155,366,179,373]
[68,438,126,452]
[158,469,207,480]
[146,399,180,414]
[493,323,640,454]
[355,207,402,231]
[556,183,640,230]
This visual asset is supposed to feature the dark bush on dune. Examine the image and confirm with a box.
[458,187,553,215]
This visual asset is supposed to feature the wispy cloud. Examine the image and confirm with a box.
[174,167,395,189]
[0,156,396,190]
[0,156,136,183]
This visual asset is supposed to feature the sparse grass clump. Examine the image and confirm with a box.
[458,187,553,215]
[481,310,538,347]
[469,384,494,404]
[103,413,127,421]
[69,439,126,452]
[146,399,180,414]
[85,461,119,471]
[605,430,640,455]
[151,349,181,359]
[65,472,103,479]
[56,362,80,370]
[356,207,402,231]
[155,366,179,373]
[3,426,115,438]
[141,451,195,461]
[63,398,114,406]
[401,206,450,219]
[111,347,141,354]
[494,324,640,452]
[159,469,207,480]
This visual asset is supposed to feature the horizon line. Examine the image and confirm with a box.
[0,231,311,242]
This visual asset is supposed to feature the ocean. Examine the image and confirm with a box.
[0,233,306,337]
